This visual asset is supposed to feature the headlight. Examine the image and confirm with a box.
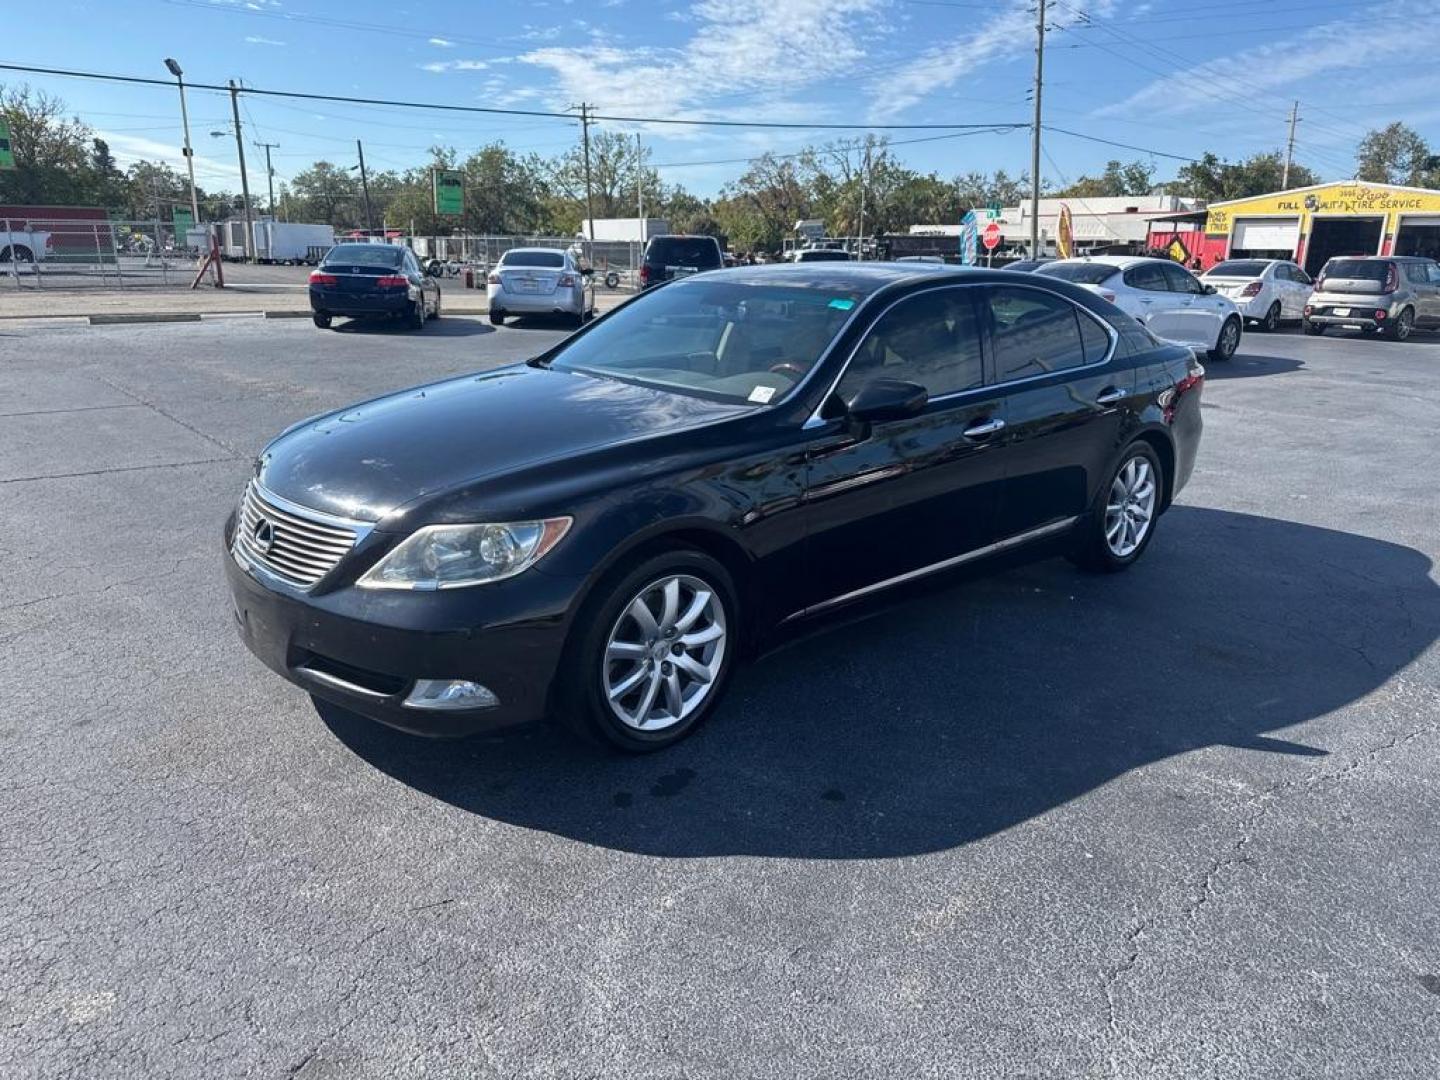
[357,518,571,590]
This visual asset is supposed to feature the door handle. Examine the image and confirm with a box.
[1095,387,1126,405]
[1137,297,1154,304]
[962,417,1006,439]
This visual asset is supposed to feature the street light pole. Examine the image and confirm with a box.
[164,59,201,228]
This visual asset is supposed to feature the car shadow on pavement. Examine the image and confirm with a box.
[331,318,496,337]
[1208,351,1304,379]
[318,505,1439,859]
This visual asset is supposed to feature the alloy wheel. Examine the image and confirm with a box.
[1105,457,1156,558]
[1218,319,1240,357]
[1393,309,1413,341]
[602,574,728,731]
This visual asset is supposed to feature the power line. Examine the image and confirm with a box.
[1041,126,1201,163]
[0,61,1027,132]
[651,126,1023,170]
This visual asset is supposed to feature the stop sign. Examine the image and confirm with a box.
[982,221,1002,250]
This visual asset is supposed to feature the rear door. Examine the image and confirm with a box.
[1123,262,1186,339]
[1404,260,1440,324]
[800,285,1007,610]
[982,284,1132,539]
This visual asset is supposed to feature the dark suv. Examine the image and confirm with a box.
[639,235,724,289]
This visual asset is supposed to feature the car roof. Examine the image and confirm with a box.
[693,261,975,295]
[1048,255,1171,269]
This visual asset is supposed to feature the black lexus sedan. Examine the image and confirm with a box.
[226,264,1204,752]
[308,243,441,330]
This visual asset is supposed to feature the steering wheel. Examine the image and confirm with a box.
[768,361,807,380]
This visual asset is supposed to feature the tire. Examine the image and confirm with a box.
[1208,316,1241,361]
[1261,302,1281,332]
[430,292,441,320]
[408,299,425,330]
[1068,442,1164,574]
[570,310,586,329]
[604,271,620,289]
[1304,320,1326,335]
[489,310,505,326]
[312,313,331,329]
[1383,307,1414,341]
[557,549,739,753]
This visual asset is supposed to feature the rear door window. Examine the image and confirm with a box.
[1160,263,1205,294]
[1123,263,1169,292]
[986,286,1090,381]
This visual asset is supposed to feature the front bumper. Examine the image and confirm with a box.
[223,514,582,737]
[487,286,583,315]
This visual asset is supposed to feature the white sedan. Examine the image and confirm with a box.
[1036,256,1243,361]
[487,247,594,327]
[1201,258,1313,332]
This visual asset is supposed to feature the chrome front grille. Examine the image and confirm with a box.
[233,482,361,588]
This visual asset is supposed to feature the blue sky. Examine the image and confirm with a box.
[12,0,1440,199]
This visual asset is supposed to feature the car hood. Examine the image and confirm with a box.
[255,364,746,523]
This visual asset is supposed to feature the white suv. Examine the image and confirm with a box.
[1037,256,1243,361]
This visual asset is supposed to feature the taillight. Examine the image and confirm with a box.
[487,273,501,285]
[1383,264,1398,293]
[558,274,575,287]
[1240,281,1263,297]
[1303,304,1313,316]
[308,271,337,285]
[375,275,408,288]
[639,264,650,285]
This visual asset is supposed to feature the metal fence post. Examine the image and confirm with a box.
[29,220,42,290]
[111,223,125,291]
[93,225,107,286]
[157,217,170,285]
[5,220,17,291]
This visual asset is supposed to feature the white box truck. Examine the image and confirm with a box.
[218,220,336,263]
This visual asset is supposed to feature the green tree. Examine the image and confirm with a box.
[123,160,189,220]
[1168,151,1317,201]
[289,161,360,228]
[0,84,96,205]
[1053,159,1154,199]
[715,152,811,251]
[1355,122,1436,186]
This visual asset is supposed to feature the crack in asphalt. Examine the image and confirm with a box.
[0,457,237,485]
[1101,701,1440,1064]
[88,370,246,459]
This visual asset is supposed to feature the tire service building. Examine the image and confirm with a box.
[1202,182,1440,277]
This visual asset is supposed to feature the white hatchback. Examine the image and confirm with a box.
[1202,258,1313,332]
[1036,256,1243,361]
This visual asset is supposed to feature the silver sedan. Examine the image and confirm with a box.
[487,247,594,327]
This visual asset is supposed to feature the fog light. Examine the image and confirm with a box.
[403,679,499,710]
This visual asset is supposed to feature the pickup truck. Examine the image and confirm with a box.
[0,223,51,265]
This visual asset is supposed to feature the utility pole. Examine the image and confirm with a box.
[1282,101,1300,189]
[1029,0,1046,258]
[857,140,869,260]
[579,103,596,255]
[635,132,645,243]
[356,139,374,235]
[164,59,201,229]
[228,80,254,261]
[254,140,280,217]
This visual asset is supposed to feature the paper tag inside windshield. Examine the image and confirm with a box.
[748,385,777,404]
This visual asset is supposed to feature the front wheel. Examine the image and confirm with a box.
[1069,443,1163,573]
[1261,302,1281,332]
[1384,307,1414,341]
[312,312,331,329]
[1209,316,1241,361]
[558,550,739,752]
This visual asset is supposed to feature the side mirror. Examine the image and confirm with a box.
[842,378,928,424]
[1201,283,1217,295]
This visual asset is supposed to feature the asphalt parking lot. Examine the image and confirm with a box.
[2,315,1438,1078]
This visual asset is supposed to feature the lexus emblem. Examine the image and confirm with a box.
[253,517,276,555]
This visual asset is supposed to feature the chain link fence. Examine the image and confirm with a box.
[0,218,212,290]
[412,235,643,289]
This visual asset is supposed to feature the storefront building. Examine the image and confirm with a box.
[1176,182,1440,277]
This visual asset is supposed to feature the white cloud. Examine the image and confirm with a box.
[428,36,454,47]
[418,58,491,73]
[518,0,885,127]
[243,34,286,45]
[97,131,244,186]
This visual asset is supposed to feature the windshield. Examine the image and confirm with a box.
[1206,260,1271,278]
[500,250,565,268]
[548,280,861,405]
[1036,262,1118,285]
[322,244,404,268]
[1322,259,1389,281]
[647,238,721,268]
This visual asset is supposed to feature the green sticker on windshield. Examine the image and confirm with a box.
[828,298,855,310]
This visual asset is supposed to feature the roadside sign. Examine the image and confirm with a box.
[0,120,14,170]
[960,210,978,265]
[987,202,1000,220]
[1056,203,1074,259]
[432,168,464,216]
[982,221,1001,251]
[173,208,194,243]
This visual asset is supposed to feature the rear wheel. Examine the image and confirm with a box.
[1384,307,1414,341]
[1069,443,1163,573]
[1261,302,1281,332]
[430,291,441,319]
[558,550,738,753]
[408,298,425,330]
[1304,319,1326,335]
[1209,316,1241,361]
[0,245,33,263]
[312,313,331,329]
[489,310,505,326]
